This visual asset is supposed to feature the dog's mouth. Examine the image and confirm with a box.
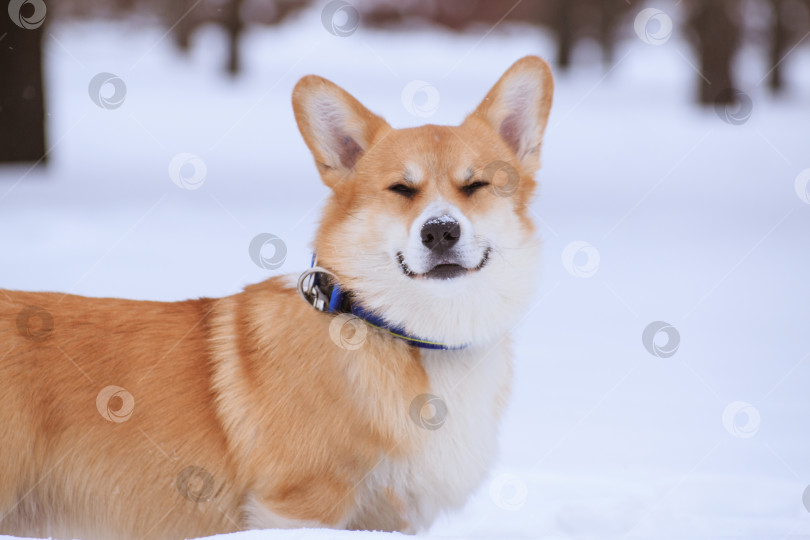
[396,248,491,280]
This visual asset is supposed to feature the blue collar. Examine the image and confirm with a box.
[297,257,467,351]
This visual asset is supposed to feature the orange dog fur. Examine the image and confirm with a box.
[0,56,553,539]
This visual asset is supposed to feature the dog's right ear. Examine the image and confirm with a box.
[467,56,554,175]
[292,76,390,188]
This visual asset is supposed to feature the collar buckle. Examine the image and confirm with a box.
[297,266,337,312]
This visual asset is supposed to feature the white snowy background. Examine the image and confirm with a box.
[1,1,810,539]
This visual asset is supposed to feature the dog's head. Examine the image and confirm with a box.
[292,57,553,348]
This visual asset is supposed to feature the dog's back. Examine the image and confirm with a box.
[0,290,242,539]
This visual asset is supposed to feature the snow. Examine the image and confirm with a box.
[2,2,810,538]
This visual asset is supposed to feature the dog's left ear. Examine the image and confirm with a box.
[467,56,554,175]
[292,75,390,188]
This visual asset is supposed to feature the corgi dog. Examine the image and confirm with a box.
[0,56,553,539]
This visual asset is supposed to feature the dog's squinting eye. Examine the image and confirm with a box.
[388,183,418,198]
[461,181,490,196]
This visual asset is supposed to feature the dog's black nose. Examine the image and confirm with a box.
[421,216,460,253]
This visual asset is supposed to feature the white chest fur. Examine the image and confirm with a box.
[241,336,514,533]
[359,341,513,532]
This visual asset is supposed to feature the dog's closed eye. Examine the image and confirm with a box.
[388,183,418,198]
[460,181,490,196]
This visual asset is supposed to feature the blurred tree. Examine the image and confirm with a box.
[687,0,740,104]
[170,0,197,52]
[0,5,47,164]
[361,0,629,71]
[600,0,617,65]
[766,0,810,92]
[555,0,573,69]
[9,0,802,113]
[163,0,310,76]
[768,0,787,91]
[225,0,244,76]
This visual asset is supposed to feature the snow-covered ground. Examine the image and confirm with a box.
[2,2,810,539]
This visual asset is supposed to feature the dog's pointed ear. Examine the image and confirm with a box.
[467,56,554,175]
[292,75,390,187]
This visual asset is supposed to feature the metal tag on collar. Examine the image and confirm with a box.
[297,266,337,312]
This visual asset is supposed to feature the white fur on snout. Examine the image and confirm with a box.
[333,195,540,348]
[402,200,484,274]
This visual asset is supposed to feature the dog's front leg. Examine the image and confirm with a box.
[240,487,353,532]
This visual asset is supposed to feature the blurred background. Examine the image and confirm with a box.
[3,0,810,164]
[1,0,809,538]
